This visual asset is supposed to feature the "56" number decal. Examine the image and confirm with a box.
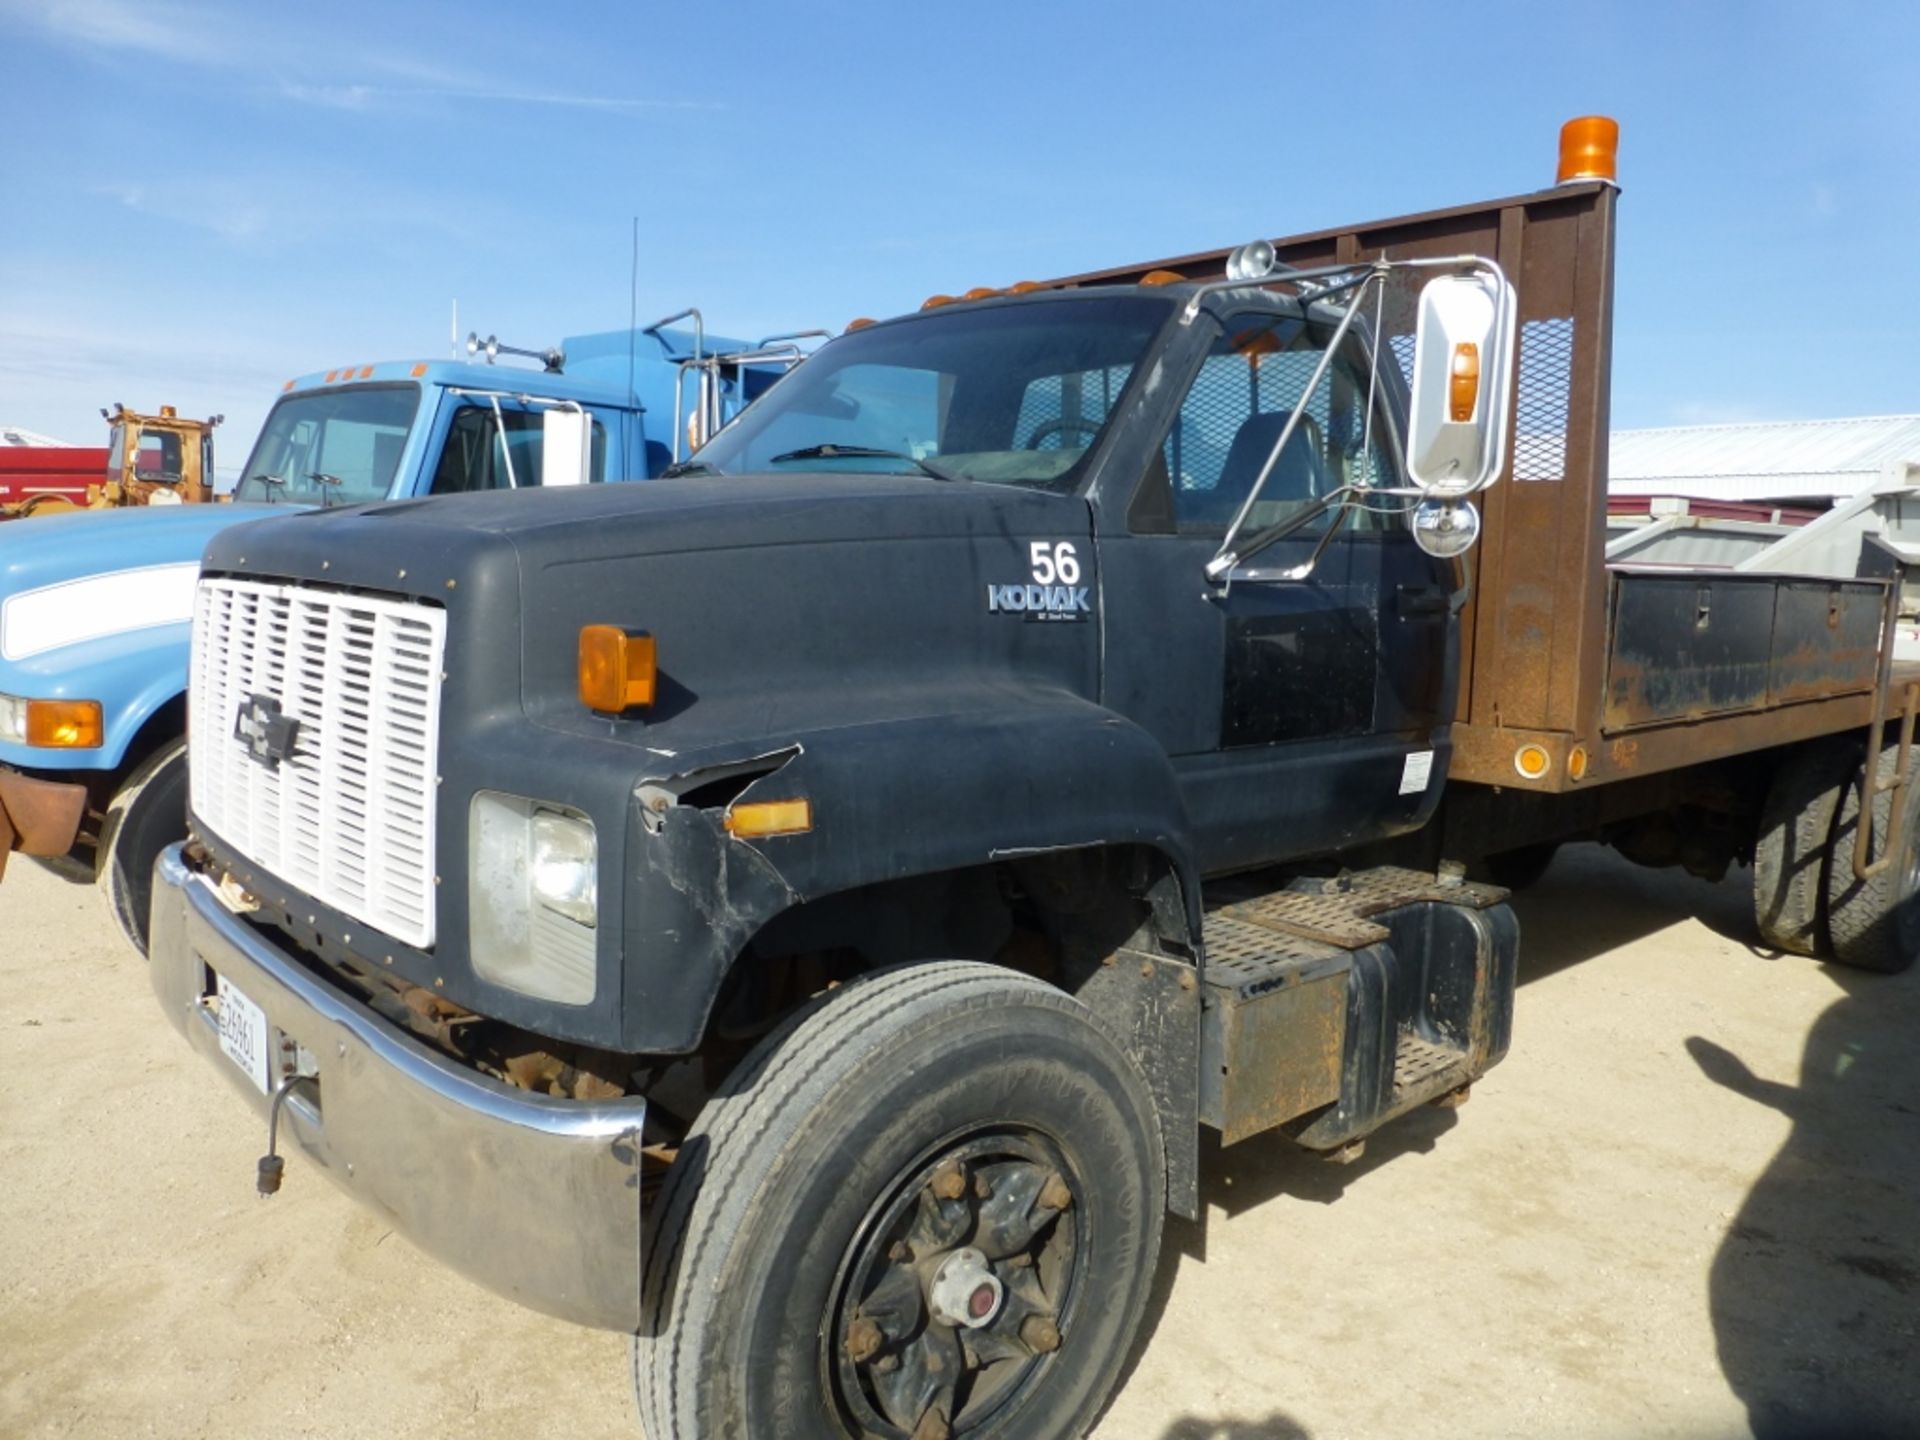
[1029,541,1081,585]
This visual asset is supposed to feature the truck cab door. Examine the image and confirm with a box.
[422,399,608,495]
[1097,309,1450,874]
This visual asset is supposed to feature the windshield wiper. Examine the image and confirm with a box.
[240,473,288,503]
[768,443,962,483]
[308,472,344,509]
[660,460,717,478]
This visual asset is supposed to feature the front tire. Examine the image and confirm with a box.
[98,737,187,957]
[633,961,1166,1440]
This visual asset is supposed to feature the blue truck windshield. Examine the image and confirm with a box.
[237,385,417,505]
[689,296,1172,493]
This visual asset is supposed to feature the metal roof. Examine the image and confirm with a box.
[1609,414,1920,501]
[0,426,73,448]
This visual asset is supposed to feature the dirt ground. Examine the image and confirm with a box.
[3,844,1916,1439]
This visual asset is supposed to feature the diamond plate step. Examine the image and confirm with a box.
[1211,866,1507,951]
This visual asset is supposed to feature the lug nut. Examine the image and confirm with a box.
[844,1316,884,1364]
[1021,1315,1062,1354]
[1038,1173,1073,1211]
[930,1160,967,1201]
[973,1172,994,1200]
[889,1240,914,1263]
[875,1353,899,1374]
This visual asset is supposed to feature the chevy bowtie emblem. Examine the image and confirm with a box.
[234,693,300,770]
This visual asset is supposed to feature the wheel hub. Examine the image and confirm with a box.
[927,1247,1004,1329]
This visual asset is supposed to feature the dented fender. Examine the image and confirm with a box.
[619,699,1201,1052]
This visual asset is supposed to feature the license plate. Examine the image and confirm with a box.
[216,973,271,1095]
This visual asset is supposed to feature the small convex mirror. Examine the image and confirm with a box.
[542,406,593,487]
[1406,272,1516,497]
[1411,496,1481,559]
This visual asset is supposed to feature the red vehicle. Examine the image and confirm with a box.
[0,444,104,512]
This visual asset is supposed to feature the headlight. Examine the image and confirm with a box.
[0,694,24,744]
[531,810,597,924]
[469,791,597,1005]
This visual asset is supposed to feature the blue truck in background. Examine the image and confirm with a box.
[0,316,801,951]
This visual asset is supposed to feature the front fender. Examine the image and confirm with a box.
[620,695,1200,1052]
[0,621,189,772]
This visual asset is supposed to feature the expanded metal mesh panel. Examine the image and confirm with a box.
[1387,332,1417,384]
[1512,317,1574,481]
[190,577,446,949]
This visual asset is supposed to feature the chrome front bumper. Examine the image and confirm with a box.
[147,844,647,1331]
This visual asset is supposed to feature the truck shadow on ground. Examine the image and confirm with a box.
[1689,963,1920,1438]
[1153,1414,1311,1439]
[1506,842,1765,984]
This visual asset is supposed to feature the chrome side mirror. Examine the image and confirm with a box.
[541,406,593,487]
[1405,271,1516,498]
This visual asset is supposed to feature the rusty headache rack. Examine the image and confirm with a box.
[1037,169,1913,857]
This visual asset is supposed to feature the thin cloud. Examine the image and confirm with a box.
[274,80,724,114]
[19,0,271,65]
[12,1,721,115]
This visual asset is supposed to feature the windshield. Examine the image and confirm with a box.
[237,385,418,505]
[687,296,1173,493]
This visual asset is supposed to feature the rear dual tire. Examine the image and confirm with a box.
[1753,735,1920,972]
[633,961,1165,1440]
[1825,739,1920,973]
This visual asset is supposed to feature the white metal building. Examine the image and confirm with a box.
[1610,415,1920,506]
[0,426,72,448]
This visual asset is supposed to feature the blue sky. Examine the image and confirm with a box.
[3,0,1915,472]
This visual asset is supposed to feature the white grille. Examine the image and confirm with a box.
[190,577,447,949]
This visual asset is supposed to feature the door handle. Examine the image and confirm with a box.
[1396,585,1449,618]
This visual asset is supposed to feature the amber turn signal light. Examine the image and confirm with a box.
[578,626,656,713]
[725,798,813,839]
[1448,343,1481,423]
[26,699,104,749]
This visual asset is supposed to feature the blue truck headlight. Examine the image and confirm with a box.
[0,694,24,744]
[469,791,597,1005]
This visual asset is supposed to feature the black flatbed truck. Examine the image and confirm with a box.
[148,120,1919,1438]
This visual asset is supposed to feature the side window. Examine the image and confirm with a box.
[430,407,607,495]
[1158,313,1397,535]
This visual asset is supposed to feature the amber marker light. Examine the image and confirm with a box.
[410,362,430,377]
[1556,115,1620,185]
[1514,744,1552,780]
[1567,745,1591,782]
[26,699,104,749]
[845,317,877,332]
[1139,269,1186,287]
[1448,343,1481,422]
[921,294,956,310]
[725,798,813,839]
[578,625,656,713]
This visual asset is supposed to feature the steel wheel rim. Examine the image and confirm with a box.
[824,1126,1085,1438]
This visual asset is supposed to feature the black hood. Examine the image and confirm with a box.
[203,474,1082,573]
